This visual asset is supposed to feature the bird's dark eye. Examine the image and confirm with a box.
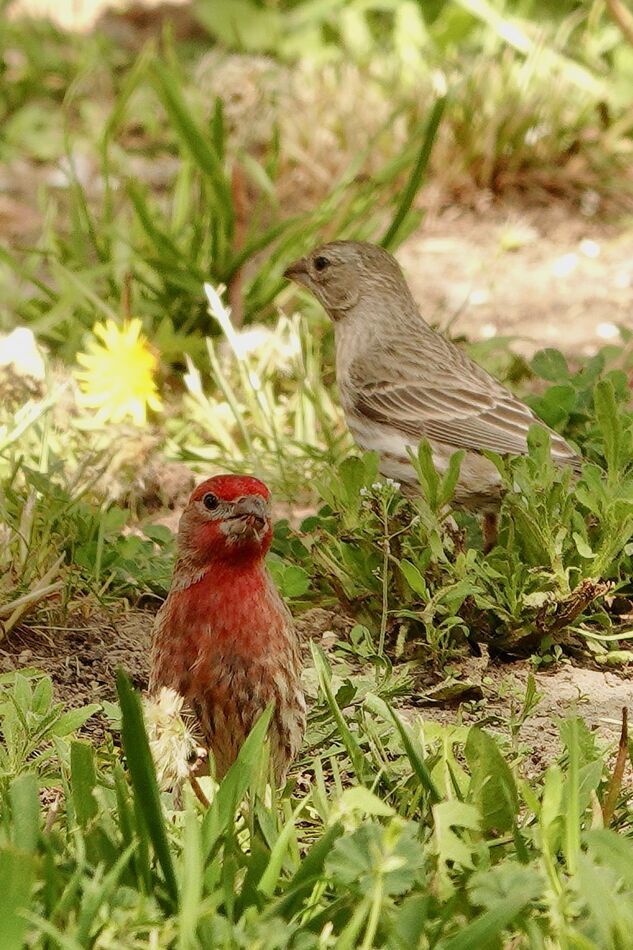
[314,256,330,272]
[202,493,219,511]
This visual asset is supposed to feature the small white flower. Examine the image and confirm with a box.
[551,253,578,278]
[596,322,619,340]
[362,478,402,498]
[579,238,600,259]
[0,327,45,381]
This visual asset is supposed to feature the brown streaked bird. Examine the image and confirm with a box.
[284,241,580,542]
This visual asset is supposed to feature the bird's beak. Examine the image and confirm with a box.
[283,257,310,286]
[226,494,269,540]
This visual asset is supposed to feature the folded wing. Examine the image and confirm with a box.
[352,364,580,469]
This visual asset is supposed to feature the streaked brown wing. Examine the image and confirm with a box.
[353,377,578,463]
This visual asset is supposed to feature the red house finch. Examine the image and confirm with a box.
[150,474,305,784]
[284,241,580,525]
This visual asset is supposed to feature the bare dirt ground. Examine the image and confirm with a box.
[0,607,153,738]
[400,201,633,358]
[408,658,632,774]
[1,600,631,766]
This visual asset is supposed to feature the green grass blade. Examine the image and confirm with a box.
[70,740,98,827]
[103,44,153,143]
[0,847,36,950]
[75,843,136,945]
[270,821,344,917]
[440,895,533,950]
[310,642,373,785]
[113,762,150,892]
[116,668,178,907]
[177,803,204,950]
[257,796,306,898]
[381,96,446,250]
[24,914,84,950]
[150,60,232,219]
[9,773,39,854]
[388,705,441,804]
[213,703,274,820]
[226,215,303,280]
[201,703,274,858]
[563,717,581,876]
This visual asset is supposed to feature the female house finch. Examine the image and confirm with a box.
[150,474,305,784]
[284,241,580,530]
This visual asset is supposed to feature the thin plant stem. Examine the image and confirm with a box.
[602,707,628,826]
[362,882,383,950]
[378,497,390,658]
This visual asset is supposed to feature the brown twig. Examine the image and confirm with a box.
[44,790,63,834]
[602,706,629,826]
[536,578,612,638]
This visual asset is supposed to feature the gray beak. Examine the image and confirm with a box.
[229,494,268,534]
[283,258,310,284]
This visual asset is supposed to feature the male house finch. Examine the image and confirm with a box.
[284,241,580,528]
[149,474,305,784]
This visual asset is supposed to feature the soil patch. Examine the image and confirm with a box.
[400,202,633,358]
[0,607,154,736]
[1,602,631,769]
[403,655,633,773]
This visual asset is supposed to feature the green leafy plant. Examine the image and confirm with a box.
[0,462,177,633]
[0,659,631,946]
[0,671,98,791]
[290,354,633,662]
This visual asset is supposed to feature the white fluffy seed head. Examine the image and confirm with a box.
[143,687,200,790]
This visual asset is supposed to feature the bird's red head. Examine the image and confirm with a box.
[177,474,273,567]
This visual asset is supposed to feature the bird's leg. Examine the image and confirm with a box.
[188,748,211,807]
[482,512,498,553]
[189,774,211,808]
[443,513,466,554]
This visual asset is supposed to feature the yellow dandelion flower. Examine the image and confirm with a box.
[75,318,162,426]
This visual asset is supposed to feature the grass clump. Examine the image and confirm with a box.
[0,664,632,947]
